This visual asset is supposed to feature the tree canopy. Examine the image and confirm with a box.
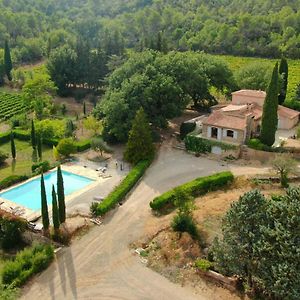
[95,50,235,142]
[212,188,300,299]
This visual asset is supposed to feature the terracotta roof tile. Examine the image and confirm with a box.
[232,89,266,98]
[278,105,300,119]
[203,110,248,130]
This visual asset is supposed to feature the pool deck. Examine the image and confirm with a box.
[0,161,128,222]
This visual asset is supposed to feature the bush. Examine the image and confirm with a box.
[180,122,196,139]
[0,175,28,190]
[35,119,66,139]
[31,161,50,174]
[94,159,151,216]
[247,138,287,153]
[0,132,10,144]
[75,140,91,152]
[12,129,30,141]
[0,217,26,250]
[56,138,76,157]
[171,214,198,238]
[185,135,236,154]
[195,259,214,272]
[1,243,54,287]
[0,151,8,165]
[150,172,234,211]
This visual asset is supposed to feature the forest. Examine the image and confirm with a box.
[1,0,300,64]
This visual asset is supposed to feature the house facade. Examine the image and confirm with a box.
[202,90,300,145]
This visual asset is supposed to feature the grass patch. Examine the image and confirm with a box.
[0,140,55,181]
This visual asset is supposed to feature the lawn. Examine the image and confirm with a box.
[0,140,55,181]
[215,54,300,101]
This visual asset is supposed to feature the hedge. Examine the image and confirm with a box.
[76,139,91,152]
[185,135,237,154]
[31,161,51,174]
[180,122,196,139]
[247,138,287,153]
[0,175,29,190]
[0,130,91,152]
[0,132,10,144]
[2,243,54,287]
[94,159,152,216]
[149,171,234,211]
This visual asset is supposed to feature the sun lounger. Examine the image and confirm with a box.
[93,196,104,201]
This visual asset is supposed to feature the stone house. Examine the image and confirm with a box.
[201,90,300,145]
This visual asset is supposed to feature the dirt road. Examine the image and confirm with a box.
[21,146,268,300]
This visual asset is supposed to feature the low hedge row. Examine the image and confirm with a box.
[0,130,91,152]
[185,135,237,154]
[247,139,286,153]
[149,171,234,211]
[0,132,10,144]
[94,159,152,216]
[0,175,29,190]
[2,243,54,287]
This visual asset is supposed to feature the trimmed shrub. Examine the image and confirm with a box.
[0,175,28,190]
[13,129,30,141]
[195,259,214,272]
[1,243,54,287]
[56,138,76,157]
[76,140,91,152]
[150,172,234,211]
[185,135,236,154]
[248,138,287,153]
[0,151,8,165]
[31,161,50,174]
[0,132,10,144]
[94,159,151,216]
[171,214,198,238]
[180,122,196,139]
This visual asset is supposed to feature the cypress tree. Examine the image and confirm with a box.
[31,120,36,149]
[41,173,49,232]
[57,165,66,223]
[124,108,155,165]
[52,185,60,232]
[83,101,86,115]
[278,57,288,105]
[4,40,12,81]
[10,132,16,159]
[37,136,42,160]
[260,63,279,146]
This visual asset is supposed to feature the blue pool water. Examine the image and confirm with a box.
[0,170,94,211]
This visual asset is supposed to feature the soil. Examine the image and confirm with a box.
[135,177,285,299]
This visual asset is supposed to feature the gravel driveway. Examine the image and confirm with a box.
[21,145,268,300]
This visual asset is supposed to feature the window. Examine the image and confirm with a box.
[226,130,234,138]
[211,127,218,139]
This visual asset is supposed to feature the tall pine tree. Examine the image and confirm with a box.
[41,173,49,232]
[278,57,288,105]
[4,40,12,81]
[260,63,279,146]
[57,165,66,223]
[124,108,155,165]
[52,185,60,232]
[31,120,36,149]
[10,132,16,159]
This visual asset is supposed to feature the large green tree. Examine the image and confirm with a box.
[57,165,66,223]
[260,63,279,146]
[52,185,60,232]
[4,40,12,81]
[95,50,235,142]
[278,57,288,105]
[40,173,49,232]
[124,108,155,165]
[212,188,300,299]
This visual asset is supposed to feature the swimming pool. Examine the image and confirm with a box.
[0,170,94,211]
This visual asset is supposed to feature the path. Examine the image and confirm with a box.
[21,145,268,300]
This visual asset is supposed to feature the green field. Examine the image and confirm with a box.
[0,140,55,181]
[215,55,300,101]
[0,92,28,121]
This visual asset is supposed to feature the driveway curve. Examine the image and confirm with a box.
[21,145,267,300]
